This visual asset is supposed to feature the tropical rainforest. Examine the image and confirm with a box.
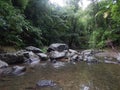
[0,0,120,49]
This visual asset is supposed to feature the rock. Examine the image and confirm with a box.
[52,61,65,68]
[77,54,83,61]
[0,53,24,64]
[25,46,43,53]
[66,49,78,57]
[116,53,120,61]
[0,60,8,68]
[17,51,40,63]
[24,51,40,60]
[81,49,94,56]
[0,49,40,65]
[80,49,98,63]
[0,65,26,76]
[47,43,68,52]
[49,50,67,59]
[11,66,26,76]
[28,58,40,68]
[104,60,118,64]
[70,54,79,62]
[84,55,98,63]
[65,49,80,62]
[36,53,48,61]
[24,51,40,68]
[0,67,12,75]
[104,57,119,64]
[36,80,56,87]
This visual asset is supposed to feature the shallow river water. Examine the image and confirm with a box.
[0,62,120,90]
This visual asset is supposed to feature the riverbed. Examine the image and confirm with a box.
[0,62,120,90]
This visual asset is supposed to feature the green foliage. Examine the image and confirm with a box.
[0,0,42,47]
[1,0,120,49]
[11,0,29,9]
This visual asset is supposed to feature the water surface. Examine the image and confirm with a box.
[0,62,120,90]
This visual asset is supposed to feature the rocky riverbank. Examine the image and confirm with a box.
[0,43,120,76]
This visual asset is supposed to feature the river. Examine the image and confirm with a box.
[0,62,120,90]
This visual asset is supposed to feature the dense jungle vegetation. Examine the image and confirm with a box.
[0,0,120,49]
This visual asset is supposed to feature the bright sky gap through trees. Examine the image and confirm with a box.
[49,0,91,9]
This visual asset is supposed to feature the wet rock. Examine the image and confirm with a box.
[0,53,24,64]
[66,49,78,57]
[23,51,40,67]
[0,60,8,68]
[104,57,119,64]
[66,49,81,62]
[80,85,90,90]
[81,49,94,56]
[52,61,65,68]
[11,66,26,76]
[36,53,48,61]
[0,67,12,75]
[47,43,68,52]
[0,66,26,76]
[49,50,67,60]
[28,58,40,68]
[115,53,120,61]
[77,54,83,61]
[70,54,79,62]
[84,55,98,63]
[0,50,40,64]
[25,46,43,53]
[24,51,40,60]
[104,60,118,64]
[36,80,56,87]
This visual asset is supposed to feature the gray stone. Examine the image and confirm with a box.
[0,67,12,75]
[83,55,98,63]
[0,60,8,68]
[28,58,40,68]
[52,61,65,68]
[0,65,26,76]
[24,52,40,68]
[36,80,56,87]
[81,49,94,56]
[104,60,118,64]
[0,50,40,64]
[66,49,78,58]
[37,53,48,61]
[49,50,67,59]
[0,53,24,64]
[25,46,43,53]
[47,43,69,52]
[11,66,26,76]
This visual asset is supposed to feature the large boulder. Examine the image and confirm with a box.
[0,60,8,68]
[25,46,43,53]
[48,50,67,60]
[0,50,40,64]
[0,53,24,64]
[47,43,69,52]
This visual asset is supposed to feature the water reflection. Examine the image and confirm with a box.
[0,62,120,90]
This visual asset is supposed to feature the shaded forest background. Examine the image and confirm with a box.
[0,0,120,49]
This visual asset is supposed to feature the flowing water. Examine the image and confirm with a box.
[0,62,120,90]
